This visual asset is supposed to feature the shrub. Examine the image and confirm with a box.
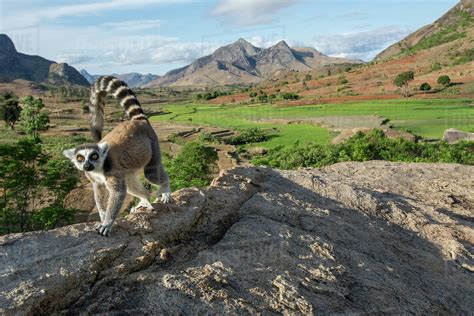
[279,92,300,100]
[252,130,473,170]
[225,128,269,145]
[419,82,432,91]
[339,77,349,85]
[166,142,218,191]
[304,74,312,81]
[249,92,258,98]
[437,75,451,87]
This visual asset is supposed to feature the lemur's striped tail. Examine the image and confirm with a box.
[89,76,147,142]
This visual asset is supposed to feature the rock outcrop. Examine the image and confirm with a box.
[1,162,473,314]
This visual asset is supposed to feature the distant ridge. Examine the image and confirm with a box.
[0,34,88,86]
[146,38,363,87]
[80,69,159,88]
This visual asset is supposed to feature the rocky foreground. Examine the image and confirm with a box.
[1,162,473,314]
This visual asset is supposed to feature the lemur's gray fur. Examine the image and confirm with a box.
[63,76,171,237]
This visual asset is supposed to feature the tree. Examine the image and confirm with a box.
[394,71,415,97]
[18,96,49,139]
[249,91,257,98]
[419,82,432,91]
[437,75,451,87]
[304,74,312,81]
[0,92,21,129]
[0,139,78,234]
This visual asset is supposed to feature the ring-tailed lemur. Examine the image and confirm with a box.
[63,76,171,237]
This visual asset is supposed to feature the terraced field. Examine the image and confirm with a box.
[151,98,474,147]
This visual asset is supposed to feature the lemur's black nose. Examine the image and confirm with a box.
[84,163,95,171]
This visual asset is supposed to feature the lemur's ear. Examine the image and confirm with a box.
[63,148,75,160]
[98,142,109,156]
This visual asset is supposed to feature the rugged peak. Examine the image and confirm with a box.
[235,37,251,45]
[273,40,290,49]
[0,34,17,54]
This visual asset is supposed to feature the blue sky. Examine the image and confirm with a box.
[0,0,458,75]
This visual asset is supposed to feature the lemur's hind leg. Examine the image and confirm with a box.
[144,138,172,204]
[126,173,154,213]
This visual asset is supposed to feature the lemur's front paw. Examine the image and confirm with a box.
[130,200,154,213]
[97,223,113,237]
[160,192,172,204]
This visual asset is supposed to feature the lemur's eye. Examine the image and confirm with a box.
[90,153,99,161]
[76,155,85,162]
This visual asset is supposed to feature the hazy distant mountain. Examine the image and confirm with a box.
[376,0,474,60]
[79,69,100,84]
[146,38,363,87]
[0,34,88,86]
[80,69,159,88]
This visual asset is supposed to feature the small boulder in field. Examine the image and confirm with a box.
[443,128,474,144]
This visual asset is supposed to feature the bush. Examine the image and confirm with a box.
[339,78,349,85]
[225,128,269,145]
[279,92,300,100]
[249,92,257,98]
[252,130,473,170]
[437,75,451,87]
[166,142,218,191]
[419,82,432,91]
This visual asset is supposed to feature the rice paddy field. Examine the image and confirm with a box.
[150,98,474,148]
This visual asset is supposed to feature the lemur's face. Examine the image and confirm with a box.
[63,143,108,172]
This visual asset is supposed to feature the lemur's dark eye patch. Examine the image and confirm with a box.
[90,153,99,161]
[76,155,85,162]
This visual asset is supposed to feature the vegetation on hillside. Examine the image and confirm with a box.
[401,11,474,55]
[252,130,474,170]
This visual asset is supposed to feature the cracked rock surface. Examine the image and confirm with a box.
[1,161,473,314]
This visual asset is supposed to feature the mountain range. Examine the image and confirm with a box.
[145,39,363,87]
[80,70,159,88]
[0,34,89,86]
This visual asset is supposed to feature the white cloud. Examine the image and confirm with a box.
[247,36,283,48]
[211,0,299,26]
[312,26,413,61]
[1,0,192,30]
[102,19,163,32]
[56,53,94,65]
[30,25,218,74]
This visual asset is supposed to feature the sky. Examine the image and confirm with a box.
[0,0,459,76]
